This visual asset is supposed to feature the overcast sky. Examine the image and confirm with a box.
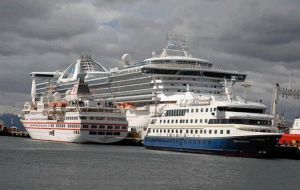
[0,0,300,119]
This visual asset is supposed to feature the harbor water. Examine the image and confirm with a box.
[0,136,299,190]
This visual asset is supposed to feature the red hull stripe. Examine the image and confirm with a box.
[22,121,127,126]
[25,127,127,132]
[279,134,300,144]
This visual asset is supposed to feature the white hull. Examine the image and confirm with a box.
[25,127,127,144]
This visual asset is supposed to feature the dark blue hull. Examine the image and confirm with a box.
[144,135,281,157]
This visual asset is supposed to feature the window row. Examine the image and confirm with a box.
[79,116,126,121]
[165,107,217,117]
[160,118,209,124]
[89,131,121,136]
[83,125,127,130]
[145,138,218,145]
[149,128,231,135]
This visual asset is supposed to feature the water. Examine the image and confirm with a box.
[0,136,299,190]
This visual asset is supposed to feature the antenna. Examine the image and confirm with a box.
[241,82,252,99]
[288,71,293,90]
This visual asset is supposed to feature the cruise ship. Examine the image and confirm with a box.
[30,34,247,141]
[144,84,282,157]
[21,77,128,143]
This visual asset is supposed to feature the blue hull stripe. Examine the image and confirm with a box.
[144,135,281,157]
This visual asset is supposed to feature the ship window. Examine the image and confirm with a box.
[114,132,120,136]
[160,120,162,123]
[91,125,97,129]
[90,117,94,120]
[186,109,189,113]
[190,119,193,123]
[209,130,212,134]
[176,120,178,123]
[180,130,182,133]
[200,119,203,123]
[168,129,170,133]
[160,129,162,133]
[195,119,198,123]
[182,120,185,123]
[176,130,178,133]
[205,119,208,123]
[186,119,188,123]
[206,108,208,112]
[210,108,213,112]
[186,130,188,133]
[80,116,87,120]
[196,109,199,112]
[99,125,105,129]
[98,131,105,135]
[200,130,203,134]
[164,129,166,133]
[89,131,97,135]
[204,130,206,134]
[191,130,193,134]
[82,125,89,128]
[220,130,223,134]
[106,132,113,135]
[115,126,120,130]
[214,130,217,134]
[122,126,127,130]
[167,120,170,123]
[214,108,217,111]
[171,130,174,133]
[195,130,198,134]
[164,120,166,123]
[226,130,230,134]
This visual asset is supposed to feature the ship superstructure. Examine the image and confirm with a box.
[21,78,128,143]
[31,34,247,141]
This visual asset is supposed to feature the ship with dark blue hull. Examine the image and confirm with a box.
[144,83,282,157]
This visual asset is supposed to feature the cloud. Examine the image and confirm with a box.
[0,0,299,120]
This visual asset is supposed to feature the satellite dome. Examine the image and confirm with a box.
[122,53,131,65]
[53,92,61,101]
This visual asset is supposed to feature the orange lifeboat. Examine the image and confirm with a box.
[117,103,135,109]
[50,102,67,108]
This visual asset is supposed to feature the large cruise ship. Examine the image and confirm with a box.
[21,77,128,143]
[144,84,282,157]
[31,34,247,141]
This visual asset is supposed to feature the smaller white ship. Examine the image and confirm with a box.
[21,75,128,143]
[144,81,282,157]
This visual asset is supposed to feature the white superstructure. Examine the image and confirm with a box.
[290,118,300,134]
[21,79,128,143]
[31,34,247,141]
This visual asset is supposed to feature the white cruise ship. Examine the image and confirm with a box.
[21,77,128,143]
[30,34,247,141]
[144,84,282,157]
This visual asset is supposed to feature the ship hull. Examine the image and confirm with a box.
[144,135,281,157]
[25,127,127,144]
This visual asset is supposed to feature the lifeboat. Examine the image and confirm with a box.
[50,102,67,108]
[117,103,135,109]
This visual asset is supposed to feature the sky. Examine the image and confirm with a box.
[0,0,300,120]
